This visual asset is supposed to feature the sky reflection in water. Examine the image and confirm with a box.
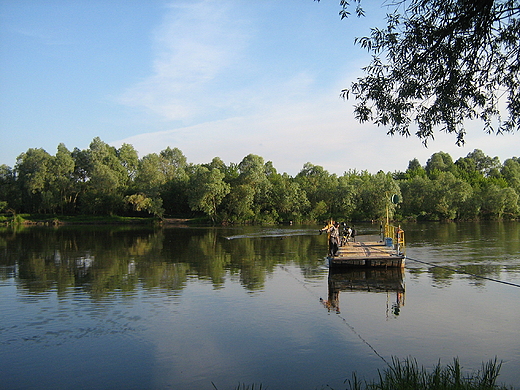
[0,222,519,389]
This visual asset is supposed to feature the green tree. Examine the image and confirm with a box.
[480,183,519,219]
[133,147,190,216]
[429,172,473,220]
[457,191,483,220]
[204,157,240,182]
[465,149,502,176]
[425,151,455,176]
[501,157,520,193]
[269,172,310,222]
[455,155,484,185]
[117,143,139,185]
[71,147,90,184]
[335,171,359,219]
[399,175,433,219]
[235,154,273,222]
[75,137,132,215]
[134,153,167,196]
[204,156,227,171]
[49,143,75,213]
[335,0,520,144]
[502,187,520,217]
[295,163,338,219]
[405,158,427,179]
[224,184,256,222]
[407,158,422,172]
[455,149,502,183]
[125,193,164,218]
[159,147,188,179]
[132,152,170,217]
[0,164,20,211]
[15,148,53,213]
[354,171,401,221]
[188,166,230,223]
[158,147,190,216]
[394,158,427,180]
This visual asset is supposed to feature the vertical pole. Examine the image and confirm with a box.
[385,196,389,242]
[396,225,400,255]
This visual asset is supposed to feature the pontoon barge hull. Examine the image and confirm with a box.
[328,236,405,268]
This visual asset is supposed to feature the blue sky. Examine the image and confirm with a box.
[1,0,517,175]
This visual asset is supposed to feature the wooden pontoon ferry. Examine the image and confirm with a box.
[324,224,405,268]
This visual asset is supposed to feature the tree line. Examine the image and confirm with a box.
[1,137,519,222]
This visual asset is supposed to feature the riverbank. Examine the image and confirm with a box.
[0,214,300,227]
[0,213,161,226]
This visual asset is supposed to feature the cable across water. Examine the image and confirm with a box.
[367,244,520,289]
[280,265,391,367]
[404,255,520,289]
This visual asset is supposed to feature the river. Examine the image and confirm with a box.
[0,221,519,389]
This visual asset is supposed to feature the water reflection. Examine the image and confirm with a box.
[1,223,520,388]
[403,221,520,260]
[0,226,326,298]
[1,223,519,299]
[323,268,405,316]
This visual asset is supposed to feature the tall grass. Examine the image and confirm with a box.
[213,357,513,390]
[344,357,512,390]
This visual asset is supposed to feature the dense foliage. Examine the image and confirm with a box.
[1,138,519,222]
[327,0,520,145]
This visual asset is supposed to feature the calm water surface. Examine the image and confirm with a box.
[0,222,519,389]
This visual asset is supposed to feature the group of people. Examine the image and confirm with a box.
[320,221,356,257]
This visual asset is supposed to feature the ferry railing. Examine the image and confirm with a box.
[384,224,405,256]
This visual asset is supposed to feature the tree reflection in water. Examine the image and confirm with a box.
[1,223,520,388]
[0,226,326,297]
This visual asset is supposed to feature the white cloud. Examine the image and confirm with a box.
[113,0,519,176]
[114,90,519,177]
[118,0,249,121]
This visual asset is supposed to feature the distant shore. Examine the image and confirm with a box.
[1,214,201,226]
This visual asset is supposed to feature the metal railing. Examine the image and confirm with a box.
[384,224,405,255]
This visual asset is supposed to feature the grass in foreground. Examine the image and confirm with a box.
[342,357,512,390]
[214,357,514,390]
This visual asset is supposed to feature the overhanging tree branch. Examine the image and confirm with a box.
[327,0,520,145]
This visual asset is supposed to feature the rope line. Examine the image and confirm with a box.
[405,256,520,289]
[366,244,520,289]
[279,265,320,297]
[279,265,391,367]
[279,241,520,374]
[335,314,390,366]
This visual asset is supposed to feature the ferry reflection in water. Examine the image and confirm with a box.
[322,268,405,316]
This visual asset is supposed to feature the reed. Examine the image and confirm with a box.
[343,357,512,390]
[213,357,513,390]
